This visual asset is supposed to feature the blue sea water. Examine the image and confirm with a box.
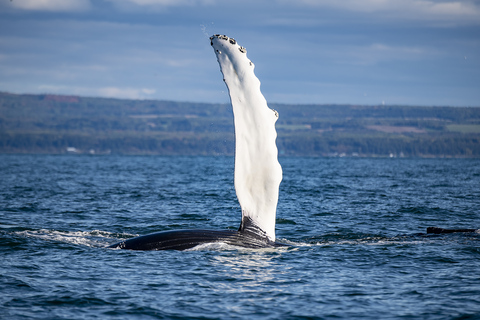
[1,154,479,319]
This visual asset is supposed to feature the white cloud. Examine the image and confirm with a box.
[105,0,214,7]
[351,43,430,64]
[97,87,157,99]
[291,0,480,22]
[10,0,91,12]
[34,85,156,99]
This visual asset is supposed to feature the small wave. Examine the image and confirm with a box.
[0,223,19,230]
[298,232,480,247]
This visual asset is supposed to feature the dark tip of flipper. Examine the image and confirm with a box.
[211,34,236,46]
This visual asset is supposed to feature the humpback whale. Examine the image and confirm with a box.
[108,35,285,250]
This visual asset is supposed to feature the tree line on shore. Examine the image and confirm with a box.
[1,92,479,157]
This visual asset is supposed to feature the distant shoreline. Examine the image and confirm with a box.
[1,92,479,158]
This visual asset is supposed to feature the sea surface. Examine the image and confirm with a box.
[1,154,479,320]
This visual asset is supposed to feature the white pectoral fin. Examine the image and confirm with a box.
[211,35,282,241]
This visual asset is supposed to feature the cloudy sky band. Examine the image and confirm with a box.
[0,0,478,106]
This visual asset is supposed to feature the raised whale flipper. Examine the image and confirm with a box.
[108,35,285,250]
[210,35,282,242]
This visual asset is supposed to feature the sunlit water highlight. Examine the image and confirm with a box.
[1,155,479,319]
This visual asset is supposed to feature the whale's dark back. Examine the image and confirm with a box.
[108,229,287,251]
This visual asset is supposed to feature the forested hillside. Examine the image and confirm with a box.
[1,92,479,157]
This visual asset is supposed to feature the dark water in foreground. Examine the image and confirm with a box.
[1,155,479,320]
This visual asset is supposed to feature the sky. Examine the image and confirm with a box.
[0,0,479,107]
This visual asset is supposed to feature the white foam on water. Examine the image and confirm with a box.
[186,241,290,252]
[15,229,130,248]
[185,241,238,251]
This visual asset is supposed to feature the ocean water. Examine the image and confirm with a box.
[1,154,479,319]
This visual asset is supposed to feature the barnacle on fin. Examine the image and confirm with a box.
[239,46,246,53]
[271,109,279,118]
[229,38,236,45]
